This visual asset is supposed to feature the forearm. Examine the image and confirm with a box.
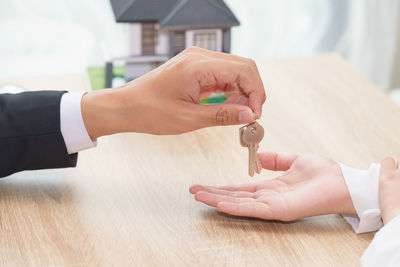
[80,81,159,138]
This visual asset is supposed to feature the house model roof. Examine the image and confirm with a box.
[109,0,240,28]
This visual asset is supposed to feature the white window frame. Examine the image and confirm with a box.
[185,29,223,52]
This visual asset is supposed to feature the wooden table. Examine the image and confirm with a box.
[2,54,400,266]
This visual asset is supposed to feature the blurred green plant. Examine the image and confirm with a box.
[199,95,227,104]
[87,66,125,90]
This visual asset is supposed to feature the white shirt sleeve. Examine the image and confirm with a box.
[361,215,400,267]
[60,92,97,154]
[340,163,382,233]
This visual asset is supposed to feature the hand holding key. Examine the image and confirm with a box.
[81,46,266,139]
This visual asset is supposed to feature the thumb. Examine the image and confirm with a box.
[196,104,256,126]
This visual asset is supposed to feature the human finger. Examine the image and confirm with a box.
[189,185,255,197]
[188,57,265,118]
[190,183,258,194]
[185,47,266,116]
[194,191,257,207]
[216,201,273,219]
[257,152,297,171]
[381,157,397,173]
[192,102,256,127]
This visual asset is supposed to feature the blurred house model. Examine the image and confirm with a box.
[107,0,240,87]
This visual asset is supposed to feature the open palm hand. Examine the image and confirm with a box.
[190,152,356,221]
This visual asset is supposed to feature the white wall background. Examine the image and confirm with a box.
[227,0,400,89]
[0,0,128,76]
[0,0,399,89]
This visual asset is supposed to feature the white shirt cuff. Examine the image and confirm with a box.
[361,215,400,266]
[60,92,97,154]
[340,163,382,233]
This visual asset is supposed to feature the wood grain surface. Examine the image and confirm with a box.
[2,54,400,266]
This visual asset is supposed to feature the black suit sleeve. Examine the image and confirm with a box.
[0,91,78,178]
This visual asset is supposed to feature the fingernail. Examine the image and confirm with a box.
[239,110,256,124]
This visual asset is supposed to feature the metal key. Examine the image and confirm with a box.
[239,121,264,177]
[245,123,264,176]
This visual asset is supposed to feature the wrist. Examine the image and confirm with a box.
[81,88,130,139]
[338,190,358,216]
[336,173,358,216]
[309,164,357,217]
